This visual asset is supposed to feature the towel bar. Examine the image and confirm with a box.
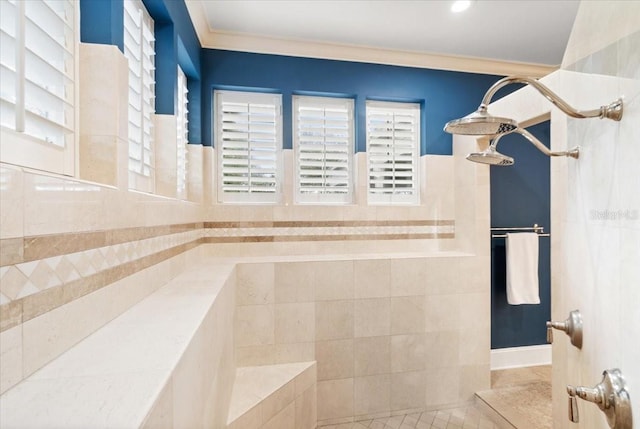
[490,223,550,238]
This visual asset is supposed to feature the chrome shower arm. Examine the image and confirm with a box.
[493,128,580,159]
[479,76,623,121]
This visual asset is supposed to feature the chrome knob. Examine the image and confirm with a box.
[546,309,583,349]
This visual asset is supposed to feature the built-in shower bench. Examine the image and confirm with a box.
[0,261,238,428]
[0,253,318,429]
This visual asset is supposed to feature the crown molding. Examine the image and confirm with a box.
[184,1,556,78]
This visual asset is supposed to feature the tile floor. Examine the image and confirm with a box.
[320,365,551,429]
[319,406,499,429]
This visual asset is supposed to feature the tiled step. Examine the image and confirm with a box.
[475,380,551,429]
[227,361,317,429]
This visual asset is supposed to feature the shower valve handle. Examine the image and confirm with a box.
[546,310,583,349]
[568,387,579,423]
[566,369,633,429]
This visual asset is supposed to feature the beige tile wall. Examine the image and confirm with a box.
[232,254,490,426]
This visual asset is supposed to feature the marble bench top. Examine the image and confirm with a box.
[0,263,235,429]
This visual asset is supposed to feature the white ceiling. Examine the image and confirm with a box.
[188,0,580,72]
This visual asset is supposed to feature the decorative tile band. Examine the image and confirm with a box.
[204,220,454,228]
[0,219,455,332]
[204,220,455,243]
[0,223,204,267]
[0,230,204,332]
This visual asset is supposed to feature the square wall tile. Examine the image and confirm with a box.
[274,262,315,303]
[390,296,425,335]
[295,385,317,429]
[391,334,426,372]
[275,303,315,344]
[354,259,390,298]
[236,263,275,305]
[354,298,390,338]
[456,256,489,294]
[235,305,275,347]
[275,342,315,364]
[459,365,490,400]
[458,292,489,329]
[354,336,390,376]
[424,294,460,332]
[390,258,427,297]
[235,345,276,366]
[317,378,354,421]
[315,339,354,381]
[458,328,489,366]
[79,135,119,186]
[354,374,391,416]
[79,43,127,138]
[315,300,354,341]
[313,261,354,301]
[423,258,459,295]
[424,331,460,369]
[391,370,426,411]
[425,366,461,408]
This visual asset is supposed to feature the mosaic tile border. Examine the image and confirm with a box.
[1,230,203,332]
[205,221,454,242]
[1,221,454,267]
[0,219,455,332]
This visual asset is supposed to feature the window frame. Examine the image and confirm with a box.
[366,100,421,205]
[214,89,283,204]
[293,95,355,205]
[123,0,155,192]
[176,65,188,199]
[0,0,78,176]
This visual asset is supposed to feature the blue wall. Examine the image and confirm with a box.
[490,121,551,348]
[201,49,507,154]
[80,0,124,51]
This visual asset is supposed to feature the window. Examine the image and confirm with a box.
[366,100,420,205]
[124,0,155,191]
[0,0,76,175]
[293,95,354,204]
[176,66,188,199]
[214,90,282,203]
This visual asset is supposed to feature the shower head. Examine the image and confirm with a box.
[444,106,518,136]
[444,75,623,137]
[466,144,514,166]
[466,127,580,166]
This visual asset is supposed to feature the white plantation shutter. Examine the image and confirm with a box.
[176,66,188,199]
[0,0,76,175]
[124,0,155,187]
[215,90,282,203]
[366,101,420,205]
[293,96,354,204]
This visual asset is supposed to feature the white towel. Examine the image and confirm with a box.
[505,232,540,305]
